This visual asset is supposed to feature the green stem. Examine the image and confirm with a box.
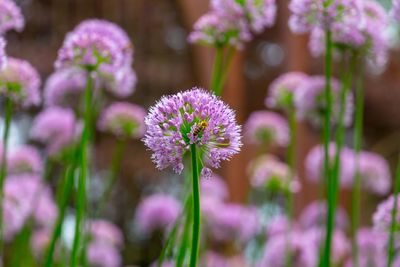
[351,54,364,267]
[319,29,333,267]
[211,46,224,96]
[175,196,193,267]
[387,156,400,267]
[71,72,93,267]
[215,47,235,96]
[0,97,12,258]
[189,144,200,267]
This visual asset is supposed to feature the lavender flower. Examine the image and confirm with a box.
[266,215,294,237]
[8,145,42,175]
[0,57,41,107]
[0,37,6,71]
[98,102,146,139]
[200,173,229,201]
[392,0,400,22]
[142,88,242,176]
[30,107,80,156]
[265,72,309,110]
[101,66,137,98]
[248,154,300,193]
[244,111,289,147]
[294,75,353,127]
[31,229,51,257]
[305,143,356,188]
[0,0,24,34]
[373,195,400,231]
[43,67,87,108]
[358,151,391,195]
[243,0,277,33]
[87,242,121,267]
[135,194,181,235]
[299,200,349,230]
[88,220,123,247]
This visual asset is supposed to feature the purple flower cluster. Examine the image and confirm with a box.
[142,88,242,177]
[265,72,309,110]
[248,154,300,193]
[86,220,123,267]
[0,37,6,70]
[201,173,229,201]
[0,0,24,34]
[244,111,289,147]
[8,145,42,175]
[393,0,400,22]
[3,174,57,240]
[134,194,181,235]
[189,0,277,48]
[0,57,41,108]
[358,151,391,195]
[373,195,400,231]
[30,107,80,157]
[294,75,353,128]
[98,102,146,139]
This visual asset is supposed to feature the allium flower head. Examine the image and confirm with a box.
[0,57,41,107]
[135,194,181,235]
[244,111,288,147]
[373,195,400,231]
[294,75,353,128]
[101,66,137,98]
[88,220,123,247]
[8,145,42,175]
[0,37,6,71]
[98,102,146,139]
[266,72,309,110]
[266,215,294,237]
[392,0,400,22]
[0,0,24,34]
[358,151,391,195]
[200,173,229,201]
[30,107,79,156]
[143,88,242,176]
[87,242,121,267]
[305,143,355,187]
[299,200,349,230]
[43,67,87,108]
[248,154,300,193]
[243,0,277,33]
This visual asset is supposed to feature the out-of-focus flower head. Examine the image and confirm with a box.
[0,0,24,34]
[248,154,300,193]
[0,37,6,71]
[294,75,353,128]
[266,72,309,110]
[101,66,137,98]
[288,0,363,33]
[98,102,146,139]
[305,143,356,187]
[344,228,388,267]
[142,88,242,177]
[358,151,391,195]
[242,0,277,33]
[200,173,229,201]
[8,145,42,175]
[203,202,260,244]
[135,194,181,236]
[43,67,87,108]
[87,242,122,267]
[266,215,294,237]
[299,200,349,230]
[392,0,400,22]
[244,111,289,147]
[31,229,51,257]
[202,251,230,267]
[87,219,123,248]
[373,195,400,231]
[30,107,80,157]
[0,57,41,108]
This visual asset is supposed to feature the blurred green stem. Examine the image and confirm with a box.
[175,196,193,267]
[71,72,93,267]
[0,97,12,259]
[211,46,235,96]
[351,53,363,267]
[387,156,400,267]
[189,144,200,267]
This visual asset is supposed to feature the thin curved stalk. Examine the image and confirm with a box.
[189,144,200,267]
[175,196,193,267]
[387,156,400,267]
[211,46,224,96]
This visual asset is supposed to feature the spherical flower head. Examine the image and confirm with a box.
[200,173,229,201]
[203,202,260,244]
[244,0,277,33]
[266,72,309,110]
[143,88,242,176]
[305,143,356,187]
[30,107,79,157]
[98,102,146,139]
[294,75,353,128]
[288,0,363,34]
[392,0,400,22]
[188,11,251,49]
[299,201,349,230]
[100,66,137,98]
[43,67,87,108]
[248,154,300,193]
[373,195,400,231]
[0,57,41,108]
[87,242,121,267]
[87,220,123,247]
[135,194,181,235]
[55,20,128,72]
[8,145,42,175]
[0,37,6,71]
[244,111,289,147]
[0,0,24,34]
[358,151,391,195]
[266,215,294,237]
